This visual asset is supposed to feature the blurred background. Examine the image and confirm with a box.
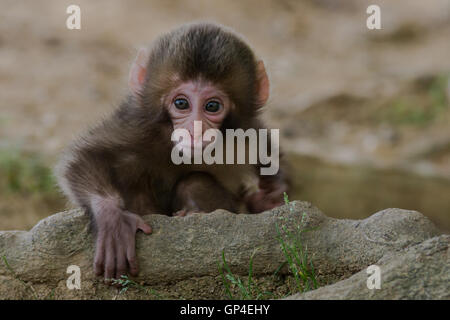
[0,0,449,231]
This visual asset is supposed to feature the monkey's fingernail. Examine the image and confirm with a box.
[139,223,152,234]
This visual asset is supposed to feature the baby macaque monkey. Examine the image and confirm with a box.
[56,23,289,281]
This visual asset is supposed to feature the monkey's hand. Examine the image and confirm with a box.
[93,206,152,283]
[245,177,288,213]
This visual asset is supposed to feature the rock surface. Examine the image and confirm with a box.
[286,235,450,300]
[0,201,444,299]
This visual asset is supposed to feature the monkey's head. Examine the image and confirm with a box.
[128,23,269,150]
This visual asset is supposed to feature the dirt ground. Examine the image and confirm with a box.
[0,0,449,230]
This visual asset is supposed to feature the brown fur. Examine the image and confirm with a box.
[55,23,289,280]
[56,23,274,217]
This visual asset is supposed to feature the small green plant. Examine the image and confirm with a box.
[110,275,162,299]
[0,148,56,195]
[218,193,318,298]
[2,255,39,299]
[386,98,433,125]
[45,288,56,300]
[383,74,449,126]
[428,74,449,111]
[276,193,318,293]
[218,249,273,300]
[283,192,289,205]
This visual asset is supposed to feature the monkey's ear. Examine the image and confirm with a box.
[129,48,150,95]
[256,60,270,107]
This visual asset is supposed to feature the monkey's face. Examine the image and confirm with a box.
[164,79,232,151]
[128,24,270,156]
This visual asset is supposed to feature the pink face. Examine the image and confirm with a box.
[164,79,232,147]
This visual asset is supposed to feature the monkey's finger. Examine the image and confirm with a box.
[174,209,187,217]
[136,218,152,234]
[94,237,106,276]
[126,244,139,277]
[104,241,116,284]
[115,246,127,281]
[262,189,287,201]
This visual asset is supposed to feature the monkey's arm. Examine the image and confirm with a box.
[56,145,151,281]
[242,120,290,213]
[245,156,290,213]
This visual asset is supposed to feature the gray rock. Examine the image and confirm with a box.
[286,235,450,300]
[0,201,443,299]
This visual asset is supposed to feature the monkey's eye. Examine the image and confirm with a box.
[205,101,221,113]
[174,98,189,110]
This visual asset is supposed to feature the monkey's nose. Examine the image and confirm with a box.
[190,129,202,141]
[191,135,203,147]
